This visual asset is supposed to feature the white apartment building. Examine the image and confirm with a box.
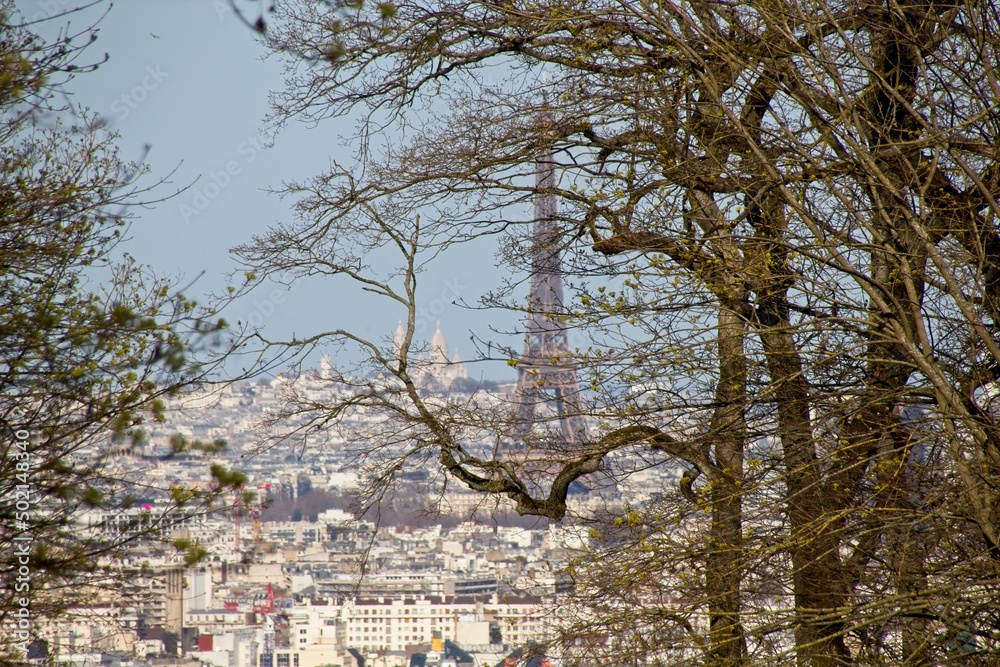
[285,595,547,654]
[185,608,252,634]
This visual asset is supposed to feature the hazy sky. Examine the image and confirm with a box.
[16,0,513,375]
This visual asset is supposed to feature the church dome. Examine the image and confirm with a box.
[394,320,406,352]
[430,321,448,364]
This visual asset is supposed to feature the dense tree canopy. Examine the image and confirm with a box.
[236,0,1000,664]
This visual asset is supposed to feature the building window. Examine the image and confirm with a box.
[277,655,290,667]
[294,656,300,667]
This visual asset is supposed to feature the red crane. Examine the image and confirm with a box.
[252,583,275,615]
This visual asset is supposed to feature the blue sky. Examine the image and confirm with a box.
[15,0,512,376]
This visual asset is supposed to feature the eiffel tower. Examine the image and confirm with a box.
[513,136,590,448]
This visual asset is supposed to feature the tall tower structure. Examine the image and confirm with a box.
[513,137,590,447]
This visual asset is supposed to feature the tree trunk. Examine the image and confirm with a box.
[706,303,749,666]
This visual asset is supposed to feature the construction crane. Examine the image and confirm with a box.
[232,484,270,560]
